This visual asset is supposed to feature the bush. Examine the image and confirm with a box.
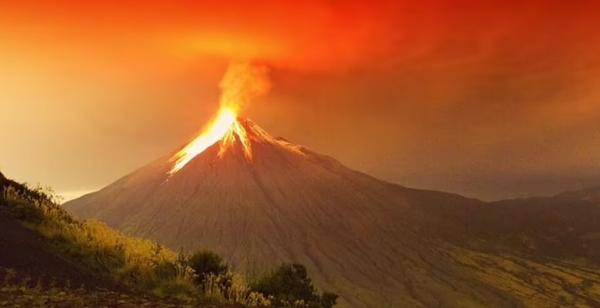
[320,292,339,308]
[252,263,338,308]
[188,250,229,286]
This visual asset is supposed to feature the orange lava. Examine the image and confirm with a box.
[169,62,269,174]
[169,107,251,174]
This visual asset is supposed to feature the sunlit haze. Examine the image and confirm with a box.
[1,1,600,200]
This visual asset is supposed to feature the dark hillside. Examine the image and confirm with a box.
[0,210,114,288]
[470,194,600,261]
[0,172,113,287]
[1,171,335,307]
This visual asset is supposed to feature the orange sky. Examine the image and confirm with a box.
[1,0,600,200]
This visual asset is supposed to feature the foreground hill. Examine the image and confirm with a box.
[0,172,208,306]
[4,172,330,307]
[0,175,110,289]
[65,119,600,307]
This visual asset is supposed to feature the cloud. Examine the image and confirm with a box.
[3,1,598,72]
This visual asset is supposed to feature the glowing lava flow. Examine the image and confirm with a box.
[169,107,250,174]
[219,118,252,159]
[169,62,269,175]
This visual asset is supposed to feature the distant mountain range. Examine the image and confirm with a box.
[65,119,600,307]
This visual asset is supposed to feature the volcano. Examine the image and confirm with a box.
[65,119,600,307]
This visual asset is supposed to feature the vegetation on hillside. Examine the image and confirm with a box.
[0,172,337,307]
[252,264,338,308]
[0,267,198,307]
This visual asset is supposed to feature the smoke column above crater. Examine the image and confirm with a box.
[169,62,270,174]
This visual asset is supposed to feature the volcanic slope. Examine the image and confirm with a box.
[65,119,600,307]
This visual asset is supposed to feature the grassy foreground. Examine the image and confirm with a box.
[0,172,336,307]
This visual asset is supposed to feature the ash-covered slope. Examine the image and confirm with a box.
[65,120,600,307]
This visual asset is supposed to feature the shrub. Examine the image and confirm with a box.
[203,271,272,306]
[153,261,178,281]
[320,292,339,308]
[188,250,229,286]
[188,251,274,306]
[252,263,338,308]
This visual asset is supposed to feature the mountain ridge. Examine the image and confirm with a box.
[64,120,600,307]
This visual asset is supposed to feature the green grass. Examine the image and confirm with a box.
[444,243,600,307]
[0,267,199,308]
[0,174,335,307]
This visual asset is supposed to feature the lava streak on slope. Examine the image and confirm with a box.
[169,62,270,174]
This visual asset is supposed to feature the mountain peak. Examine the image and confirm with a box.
[204,117,307,162]
[168,116,306,174]
[235,118,274,143]
[64,121,600,307]
[240,118,307,154]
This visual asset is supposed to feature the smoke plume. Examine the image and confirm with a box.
[218,62,271,112]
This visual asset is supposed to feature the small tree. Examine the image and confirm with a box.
[252,263,338,308]
[188,250,229,286]
[320,292,339,308]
